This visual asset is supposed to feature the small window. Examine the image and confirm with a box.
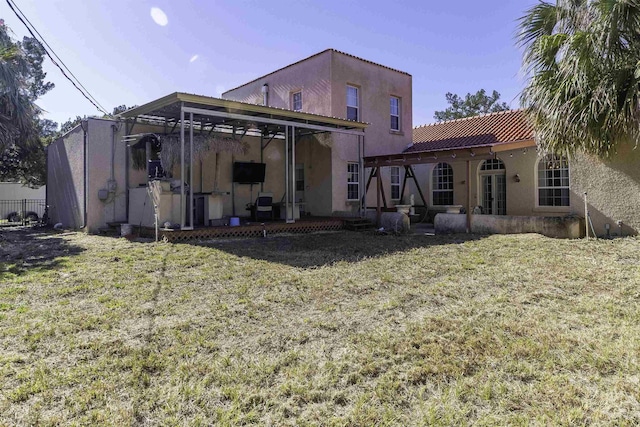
[537,154,570,207]
[295,164,305,191]
[432,162,454,205]
[480,159,505,170]
[390,96,400,131]
[292,91,302,111]
[347,85,359,121]
[347,162,359,200]
[391,166,401,200]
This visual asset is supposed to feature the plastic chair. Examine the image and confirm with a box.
[255,192,273,221]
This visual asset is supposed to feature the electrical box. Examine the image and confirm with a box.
[98,189,109,201]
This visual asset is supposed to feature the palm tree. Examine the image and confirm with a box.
[517,0,640,157]
[0,22,38,153]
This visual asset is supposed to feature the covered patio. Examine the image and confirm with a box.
[119,93,367,238]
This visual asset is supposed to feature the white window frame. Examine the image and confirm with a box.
[432,162,454,206]
[292,91,302,112]
[536,154,570,208]
[347,85,359,121]
[390,96,400,131]
[347,162,360,201]
[390,166,401,200]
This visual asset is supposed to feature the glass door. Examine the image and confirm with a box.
[481,174,506,215]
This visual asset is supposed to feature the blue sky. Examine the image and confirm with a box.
[3,0,537,127]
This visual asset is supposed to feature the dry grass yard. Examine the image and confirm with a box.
[1,227,639,426]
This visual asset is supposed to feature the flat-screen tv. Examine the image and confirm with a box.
[233,162,266,184]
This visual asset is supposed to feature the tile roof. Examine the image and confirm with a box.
[407,109,534,154]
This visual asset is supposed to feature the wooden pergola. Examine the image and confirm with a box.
[363,139,536,230]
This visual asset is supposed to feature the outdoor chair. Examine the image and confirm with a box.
[254,192,273,221]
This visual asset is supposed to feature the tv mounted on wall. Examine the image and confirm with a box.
[233,162,266,184]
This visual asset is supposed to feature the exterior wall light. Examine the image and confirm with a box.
[514,173,521,182]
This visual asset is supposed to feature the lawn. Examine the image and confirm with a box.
[1,228,639,426]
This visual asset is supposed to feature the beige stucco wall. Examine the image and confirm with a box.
[569,144,640,236]
[406,145,638,236]
[85,118,128,232]
[47,126,85,228]
[222,51,332,115]
[223,50,413,215]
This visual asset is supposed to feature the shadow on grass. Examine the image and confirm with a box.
[0,227,85,278]
[196,230,485,268]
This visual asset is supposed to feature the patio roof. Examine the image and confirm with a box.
[120,92,367,136]
[364,110,536,167]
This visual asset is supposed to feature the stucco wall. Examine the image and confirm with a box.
[85,118,128,232]
[47,126,85,228]
[569,145,640,236]
[407,145,639,237]
[435,213,583,239]
[223,50,413,216]
[222,51,332,115]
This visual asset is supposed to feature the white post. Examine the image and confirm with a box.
[187,112,194,230]
[285,126,290,223]
[584,192,589,239]
[291,126,296,224]
[180,104,185,229]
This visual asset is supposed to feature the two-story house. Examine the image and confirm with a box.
[221,49,413,216]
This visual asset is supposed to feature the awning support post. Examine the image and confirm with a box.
[180,103,185,229]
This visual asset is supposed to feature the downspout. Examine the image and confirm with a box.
[81,120,89,229]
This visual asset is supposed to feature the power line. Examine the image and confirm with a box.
[5,0,109,115]
[7,0,108,114]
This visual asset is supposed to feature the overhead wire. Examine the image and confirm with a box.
[5,0,109,115]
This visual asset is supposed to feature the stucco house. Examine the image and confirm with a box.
[47,49,412,235]
[364,109,639,237]
[47,49,638,238]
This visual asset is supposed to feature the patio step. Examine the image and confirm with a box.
[343,218,375,231]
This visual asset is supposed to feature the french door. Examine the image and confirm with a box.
[481,174,506,215]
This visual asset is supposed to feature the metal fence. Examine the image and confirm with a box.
[0,199,46,226]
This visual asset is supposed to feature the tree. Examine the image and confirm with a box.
[518,0,640,157]
[0,19,54,186]
[434,89,510,122]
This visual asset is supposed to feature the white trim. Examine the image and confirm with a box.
[390,96,400,131]
[431,162,454,206]
[390,166,401,200]
[347,162,360,201]
[535,154,570,208]
[291,90,302,111]
[347,85,359,122]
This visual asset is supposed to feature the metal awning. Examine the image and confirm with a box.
[121,92,367,137]
[121,92,368,230]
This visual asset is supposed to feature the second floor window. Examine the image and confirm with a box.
[390,96,400,131]
[292,91,302,111]
[347,85,359,121]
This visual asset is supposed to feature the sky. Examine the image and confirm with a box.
[2,0,538,128]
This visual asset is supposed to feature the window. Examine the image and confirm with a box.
[537,154,570,207]
[391,166,401,200]
[390,96,400,131]
[432,162,454,205]
[347,162,359,200]
[292,91,302,111]
[295,164,305,192]
[480,159,505,171]
[347,85,359,121]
